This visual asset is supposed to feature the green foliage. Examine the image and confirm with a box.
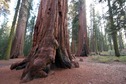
[120,49,126,56]
[24,35,32,56]
[68,0,79,19]
[90,56,126,63]
[102,0,125,56]
[101,49,126,56]
[91,56,113,63]
[0,0,10,16]
[101,0,126,33]
[99,1,126,57]
[119,56,126,62]
[112,0,126,31]
[23,0,36,56]
[72,14,79,43]
[89,6,108,52]
[24,16,35,56]
[0,21,9,59]
[108,50,115,56]
[68,0,79,52]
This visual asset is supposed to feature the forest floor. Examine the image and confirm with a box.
[0,57,126,84]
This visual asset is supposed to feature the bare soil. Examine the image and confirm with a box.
[0,57,126,84]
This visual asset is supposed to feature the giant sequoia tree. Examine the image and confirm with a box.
[10,0,79,83]
[77,0,88,56]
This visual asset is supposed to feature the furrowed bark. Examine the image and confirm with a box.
[77,0,88,56]
[10,0,79,83]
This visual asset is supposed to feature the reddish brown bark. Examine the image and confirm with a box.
[10,0,79,83]
[76,0,88,56]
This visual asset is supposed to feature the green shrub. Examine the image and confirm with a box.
[119,56,126,62]
[90,56,126,63]
[120,49,126,56]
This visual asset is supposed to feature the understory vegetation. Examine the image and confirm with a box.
[90,55,126,63]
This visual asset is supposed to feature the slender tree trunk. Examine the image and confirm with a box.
[92,7,98,54]
[112,32,120,56]
[5,0,21,60]
[24,16,36,56]
[10,0,79,83]
[89,4,95,53]
[108,35,113,50]
[107,0,120,56]
[77,0,88,56]
[118,32,124,51]
[25,0,33,30]
[110,40,113,50]
[125,29,126,38]
[104,31,109,51]
[24,0,34,56]
[71,40,75,54]
[10,0,31,58]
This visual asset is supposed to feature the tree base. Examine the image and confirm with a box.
[10,48,79,83]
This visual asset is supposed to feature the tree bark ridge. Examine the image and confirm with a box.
[10,0,79,83]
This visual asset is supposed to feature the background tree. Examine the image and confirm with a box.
[10,0,33,58]
[0,19,9,59]
[118,31,124,51]
[77,0,88,56]
[68,0,79,54]
[24,16,36,56]
[108,35,113,50]
[107,0,120,56]
[98,0,126,56]
[24,0,40,56]
[0,0,10,59]
[88,1,110,54]
[0,0,10,15]
[4,0,21,60]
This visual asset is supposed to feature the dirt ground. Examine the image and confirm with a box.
[0,57,126,84]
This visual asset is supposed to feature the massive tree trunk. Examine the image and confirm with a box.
[10,0,31,58]
[5,0,21,60]
[77,0,88,56]
[10,0,79,83]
